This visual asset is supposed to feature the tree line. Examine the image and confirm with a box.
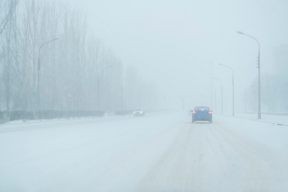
[0,0,157,121]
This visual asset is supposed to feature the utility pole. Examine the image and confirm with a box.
[245,89,247,113]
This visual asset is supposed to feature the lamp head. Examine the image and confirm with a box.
[237,31,244,35]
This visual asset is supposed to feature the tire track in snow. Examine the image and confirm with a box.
[139,122,212,192]
[208,121,277,191]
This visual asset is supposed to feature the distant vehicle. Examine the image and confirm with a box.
[192,106,213,123]
[133,109,145,116]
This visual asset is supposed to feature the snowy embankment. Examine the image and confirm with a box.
[234,113,288,126]
[0,112,288,192]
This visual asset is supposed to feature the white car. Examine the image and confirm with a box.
[133,109,145,116]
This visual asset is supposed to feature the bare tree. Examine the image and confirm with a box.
[0,0,19,35]
[0,0,157,121]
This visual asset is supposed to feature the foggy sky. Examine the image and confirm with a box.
[59,0,288,110]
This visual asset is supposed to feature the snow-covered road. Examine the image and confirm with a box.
[1,112,288,192]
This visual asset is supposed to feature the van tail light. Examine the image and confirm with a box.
[208,111,213,114]
[192,111,197,114]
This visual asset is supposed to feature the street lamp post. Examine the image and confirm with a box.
[96,65,112,110]
[68,94,72,118]
[219,63,234,116]
[120,76,130,112]
[38,38,59,117]
[237,31,261,119]
[212,77,223,115]
[121,82,123,111]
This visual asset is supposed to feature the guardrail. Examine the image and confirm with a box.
[0,110,106,121]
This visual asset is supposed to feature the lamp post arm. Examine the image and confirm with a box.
[239,33,260,68]
[39,38,59,52]
[97,65,112,74]
[212,77,222,87]
[38,38,59,69]
[219,64,234,79]
[37,37,59,116]
[242,34,260,50]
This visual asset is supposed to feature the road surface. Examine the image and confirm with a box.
[1,112,288,192]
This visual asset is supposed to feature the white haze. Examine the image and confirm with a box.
[58,0,288,112]
[1,1,288,191]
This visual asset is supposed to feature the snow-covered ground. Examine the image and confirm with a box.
[234,113,288,126]
[1,112,288,192]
